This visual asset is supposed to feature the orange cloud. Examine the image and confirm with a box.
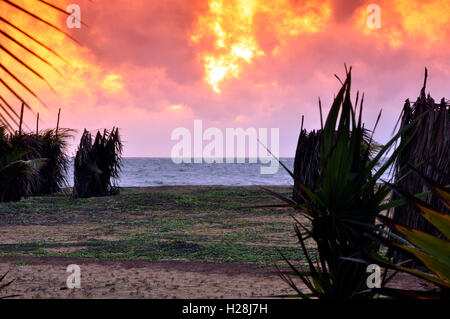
[191,0,332,93]
[1,0,449,157]
[101,73,124,93]
[356,0,450,48]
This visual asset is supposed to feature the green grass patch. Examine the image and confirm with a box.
[0,186,312,267]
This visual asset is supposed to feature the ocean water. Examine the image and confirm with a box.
[65,158,296,187]
[65,157,392,187]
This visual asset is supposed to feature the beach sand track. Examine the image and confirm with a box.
[0,257,435,299]
[0,257,294,299]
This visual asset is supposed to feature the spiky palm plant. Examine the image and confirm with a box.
[366,166,450,299]
[0,150,43,202]
[73,128,122,198]
[8,130,43,194]
[270,68,420,298]
[0,126,43,202]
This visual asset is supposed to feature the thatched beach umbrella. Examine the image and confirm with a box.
[37,128,72,195]
[390,70,450,262]
[73,128,123,198]
[292,127,322,203]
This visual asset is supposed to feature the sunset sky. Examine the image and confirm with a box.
[1,0,449,157]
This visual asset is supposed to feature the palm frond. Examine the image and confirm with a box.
[0,0,77,130]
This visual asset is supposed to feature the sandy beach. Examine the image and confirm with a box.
[0,257,295,299]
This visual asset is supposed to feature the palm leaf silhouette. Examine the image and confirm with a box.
[0,0,77,130]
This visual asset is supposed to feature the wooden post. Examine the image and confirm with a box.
[422,67,428,92]
[36,112,39,136]
[319,98,323,131]
[56,108,61,135]
[18,102,24,135]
